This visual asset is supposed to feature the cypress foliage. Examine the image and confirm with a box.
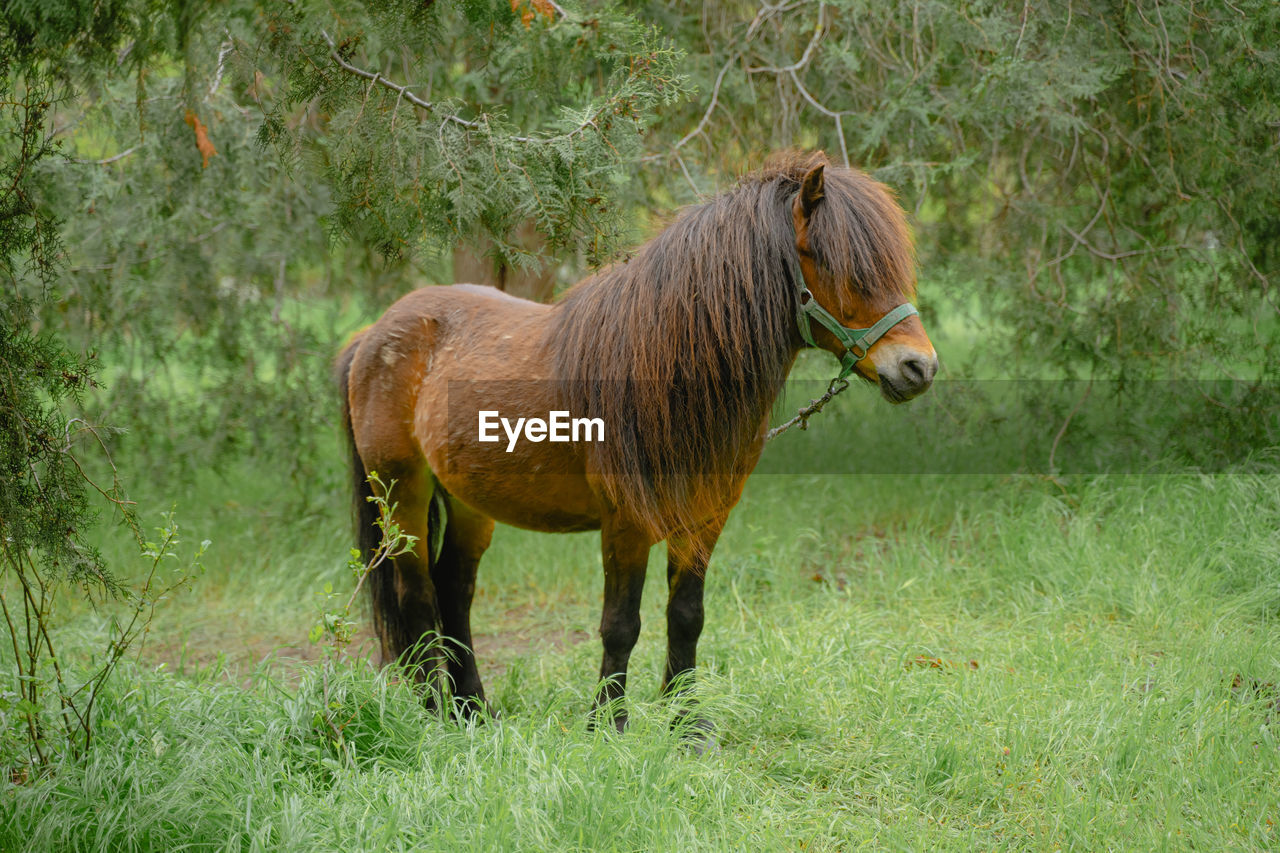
[646,1,1279,382]
[257,1,689,267]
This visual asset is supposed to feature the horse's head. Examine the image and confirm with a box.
[790,159,938,403]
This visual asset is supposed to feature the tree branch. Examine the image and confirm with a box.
[746,2,826,73]
[68,145,142,166]
[320,30,619,147]
[320,30,482,132]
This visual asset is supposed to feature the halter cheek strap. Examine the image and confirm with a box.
[790,256,918,381]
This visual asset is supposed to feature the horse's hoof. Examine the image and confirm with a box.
[587,706,628,734]
[674,714,718,755]
[450,695,490,724]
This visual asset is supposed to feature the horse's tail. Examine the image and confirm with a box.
[336,332,412,662]
[335,333,382,569]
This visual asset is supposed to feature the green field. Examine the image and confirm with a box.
[4,414,1278,850]
[7,1,1280,849]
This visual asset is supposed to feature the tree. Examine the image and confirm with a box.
[257,0,688,268]
[641,0,1278,383]
[1,0,188,770]
[16,1,688,487]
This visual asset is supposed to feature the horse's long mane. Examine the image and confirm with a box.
[549,152,915,536]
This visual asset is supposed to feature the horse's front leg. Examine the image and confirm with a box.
[592,515,653,733]
[661,514,727,694]
[662,514,727,750]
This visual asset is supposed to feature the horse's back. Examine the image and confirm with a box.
[368,282,547,344]
[343,284,602,529]
[347,286,527,444]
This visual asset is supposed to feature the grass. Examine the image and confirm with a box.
[3,403,1279,849]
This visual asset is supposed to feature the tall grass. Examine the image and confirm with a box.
[3,433,1278,849]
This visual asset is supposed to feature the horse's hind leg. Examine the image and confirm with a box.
[366,466,448,695]
[430,494,495,718]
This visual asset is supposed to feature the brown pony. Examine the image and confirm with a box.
[336,153,938,732]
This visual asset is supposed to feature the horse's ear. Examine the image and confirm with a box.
[799,164,825,219]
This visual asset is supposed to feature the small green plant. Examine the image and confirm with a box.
[308,471,418,763]
[309,471,418,652]
[1,509,206,774]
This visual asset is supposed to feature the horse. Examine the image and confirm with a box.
[335,152,938,733]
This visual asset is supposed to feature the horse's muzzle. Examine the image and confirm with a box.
[878,350,938,403]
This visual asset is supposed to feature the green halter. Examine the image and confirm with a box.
[790,255,919,381]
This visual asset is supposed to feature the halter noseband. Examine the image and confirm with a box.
[789,253,918,381]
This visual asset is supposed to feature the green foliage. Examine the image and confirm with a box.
[0,71,100,583]
[0,0,216,771]
[24,2,347,487]
[1,0,142,72]
[257,0,689,266]
[310,472,418,649]
[19,0,691,489]
[20,0,1275,495]
[645,0,1279,381]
